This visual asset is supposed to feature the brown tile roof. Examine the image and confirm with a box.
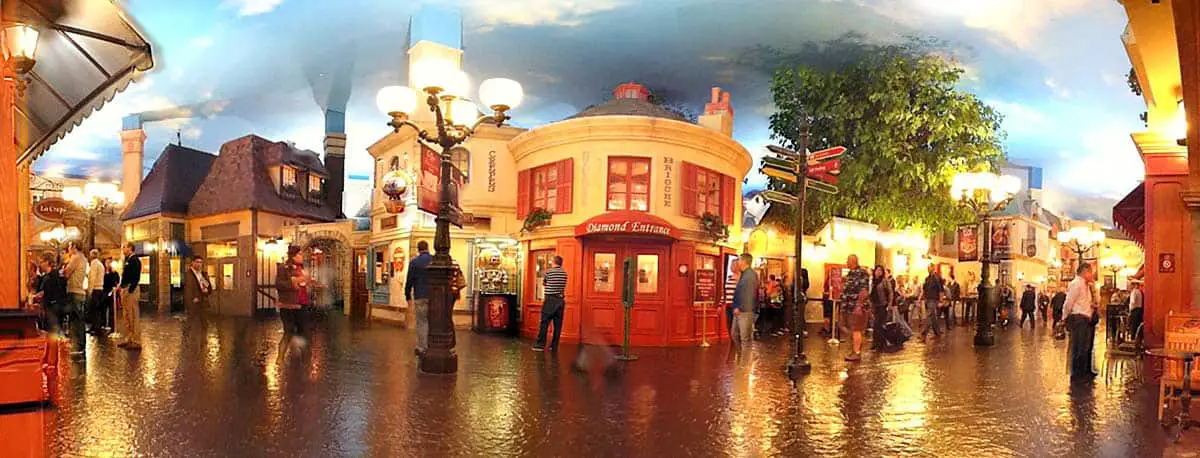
[567,98,690,123]
[121,144,216,220]
[187,134,339,222]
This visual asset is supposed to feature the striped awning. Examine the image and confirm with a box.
[4,0,154,165]
[1112,183,1144,246]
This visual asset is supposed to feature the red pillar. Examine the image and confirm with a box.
[0,71,20,309]
[1139,144,1191,347]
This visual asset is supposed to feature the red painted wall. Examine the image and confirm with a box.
[1143,153,1192,347]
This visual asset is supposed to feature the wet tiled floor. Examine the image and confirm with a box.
[1,314,1195,457]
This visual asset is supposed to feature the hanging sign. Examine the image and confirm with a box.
[418,144,465,227]
[957,225,979,262]
[33,198,70,222]
[990,221,1012,261]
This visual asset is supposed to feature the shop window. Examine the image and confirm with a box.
[607,157,650,212]
[206,242,238,259]
[138,256,151,285]
[681,162,734,224]
[222,263,234,290]
[518,159,574,218]
[281,166,299,198]
[532,250,555,302]
[593,252,616,293]
[169,258,182,288]
[636,254,659,294]
[374,249,386,286]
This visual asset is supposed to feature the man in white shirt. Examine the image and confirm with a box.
[62,242,89,356]
[87,249,105,335]
[1128,279,1144,342]
[1064,262,1099,380]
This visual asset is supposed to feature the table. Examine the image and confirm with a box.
[1146,347,1200,443]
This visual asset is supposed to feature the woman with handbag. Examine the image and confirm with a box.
[870,266,894,350]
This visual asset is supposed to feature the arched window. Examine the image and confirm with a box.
[449,146,470,183]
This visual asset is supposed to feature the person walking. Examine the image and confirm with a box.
[870,265,894,350]
[1019,284,1037,329]
[947,275,961,328]
[102,258,119,334]
[1051,286,1067,331]
[275,246,310,360]
[117,242,142,351]
[533,255,567,352]
[1064,263,1099,381]
[405,241,433,356]
[731,253,759,350]
[62,242,89,356]
[840,254,870,361]
[86,249,105,336]
[999,282,1014,328]
[1038,287,1051,326]
[184,256,213,330]
[1128,279,1144,342]
[918,264,944,339]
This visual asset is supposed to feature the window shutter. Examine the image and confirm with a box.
[517,169,531,219]
[720,174,736,225]
[681,162,698,217]
[556,158,574,214]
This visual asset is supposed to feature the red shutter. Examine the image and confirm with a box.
[720,174,736,225]
[556,158,574,214]
[681,162,698,217]
[517,169,531,219]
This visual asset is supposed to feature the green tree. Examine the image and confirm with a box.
[763,41,1005,234]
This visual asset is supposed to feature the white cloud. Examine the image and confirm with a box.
[1044,77,1072,98]
[986,100,1046,134]
[1050,125,1143,199]
[223,0,285,17]
[462,0,626,30]
[871,0,1096,50]
[190,36,214,49]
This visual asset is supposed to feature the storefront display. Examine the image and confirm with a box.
[471,238,521,334]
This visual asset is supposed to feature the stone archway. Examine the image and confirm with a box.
[293,229,353,314]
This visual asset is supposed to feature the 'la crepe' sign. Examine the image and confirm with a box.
[575,211,680,239]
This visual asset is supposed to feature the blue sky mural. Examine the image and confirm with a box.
[37,0,1145,223]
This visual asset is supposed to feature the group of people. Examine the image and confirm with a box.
[29,241,143,356]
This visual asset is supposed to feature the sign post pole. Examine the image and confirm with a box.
[786,117,812,379]
[615,257,638,361]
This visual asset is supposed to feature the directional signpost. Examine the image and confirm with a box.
[760,118,845,380]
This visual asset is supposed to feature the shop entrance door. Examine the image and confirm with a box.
[581,241,669,345]
[209,259,238,315]
[350,248,368,321]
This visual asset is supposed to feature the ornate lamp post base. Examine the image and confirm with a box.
[786,337,812,379]
[974,263,996,347]
[418,262,459,374]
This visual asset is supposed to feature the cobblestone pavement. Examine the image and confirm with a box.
[0,314,1195,457]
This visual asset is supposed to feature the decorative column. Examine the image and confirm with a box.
[0,69,20,309]
[1174,0,1200,318]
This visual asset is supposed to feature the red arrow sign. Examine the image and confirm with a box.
[809,172,838,185]
[806,159,840,176]
[807,146,846,163]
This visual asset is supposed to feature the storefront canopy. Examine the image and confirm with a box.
[4,0,154,164]
[1112,183,1144,246]
[575,211,681,239]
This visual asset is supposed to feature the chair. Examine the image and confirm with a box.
[1158,311,1200,422]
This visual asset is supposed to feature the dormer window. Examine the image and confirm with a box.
[307,174,324,204]
[281,166,299,199]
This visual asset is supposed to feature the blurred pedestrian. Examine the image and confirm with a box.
[1065,263,1099,381]
[33,251,66,336]
[276,245,310,361]
[86,249,105,336]
[533,255,567,352]
[870,265,894,350]
[102,258,119,334]
[405,240,433,356]
[947,275,961,328]
[1019,284,1037,329]
[918,263,944,339]
[841,254,870,361]
[184,256,213,322]
[117,242,142,351]
[731,253,759,350]
[1038,287,1050,325]
[62,242,88,356]
[1128,279,1144,342]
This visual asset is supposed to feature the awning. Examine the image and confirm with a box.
[4,0,154,165]
[575,210,681,239]
[1112,183,1144,246]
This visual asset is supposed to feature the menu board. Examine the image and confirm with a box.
[695,269,716,303]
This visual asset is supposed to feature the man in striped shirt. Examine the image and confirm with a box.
[533,255,568,352]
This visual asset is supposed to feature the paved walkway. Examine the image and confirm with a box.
[0,314,1195,457]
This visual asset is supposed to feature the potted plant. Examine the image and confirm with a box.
[521,208,553,233]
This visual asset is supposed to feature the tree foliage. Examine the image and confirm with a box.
[762,40,1006,234]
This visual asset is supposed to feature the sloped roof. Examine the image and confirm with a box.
[568,98,690,123]
[187,135,339,222]
[121,144,216,220]
[262,142,329,176]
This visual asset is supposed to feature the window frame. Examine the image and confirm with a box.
[606,156,652,212]
[306,173,325,204]
[695,166,722,217]
[281,166,299,199]
[531,163,559,213]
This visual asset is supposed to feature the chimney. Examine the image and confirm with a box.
[613,82,650,101]
[324,131,347,219]
[698,87,734,137]
[120,115,146,206]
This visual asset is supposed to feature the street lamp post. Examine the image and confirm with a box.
[63,182,124,251]
[1057,226,1105,266]
[376,62,523,374]
[952,172,1020,347]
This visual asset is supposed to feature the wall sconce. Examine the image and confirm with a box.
[678,264,689,277]
[3,23,39,75]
